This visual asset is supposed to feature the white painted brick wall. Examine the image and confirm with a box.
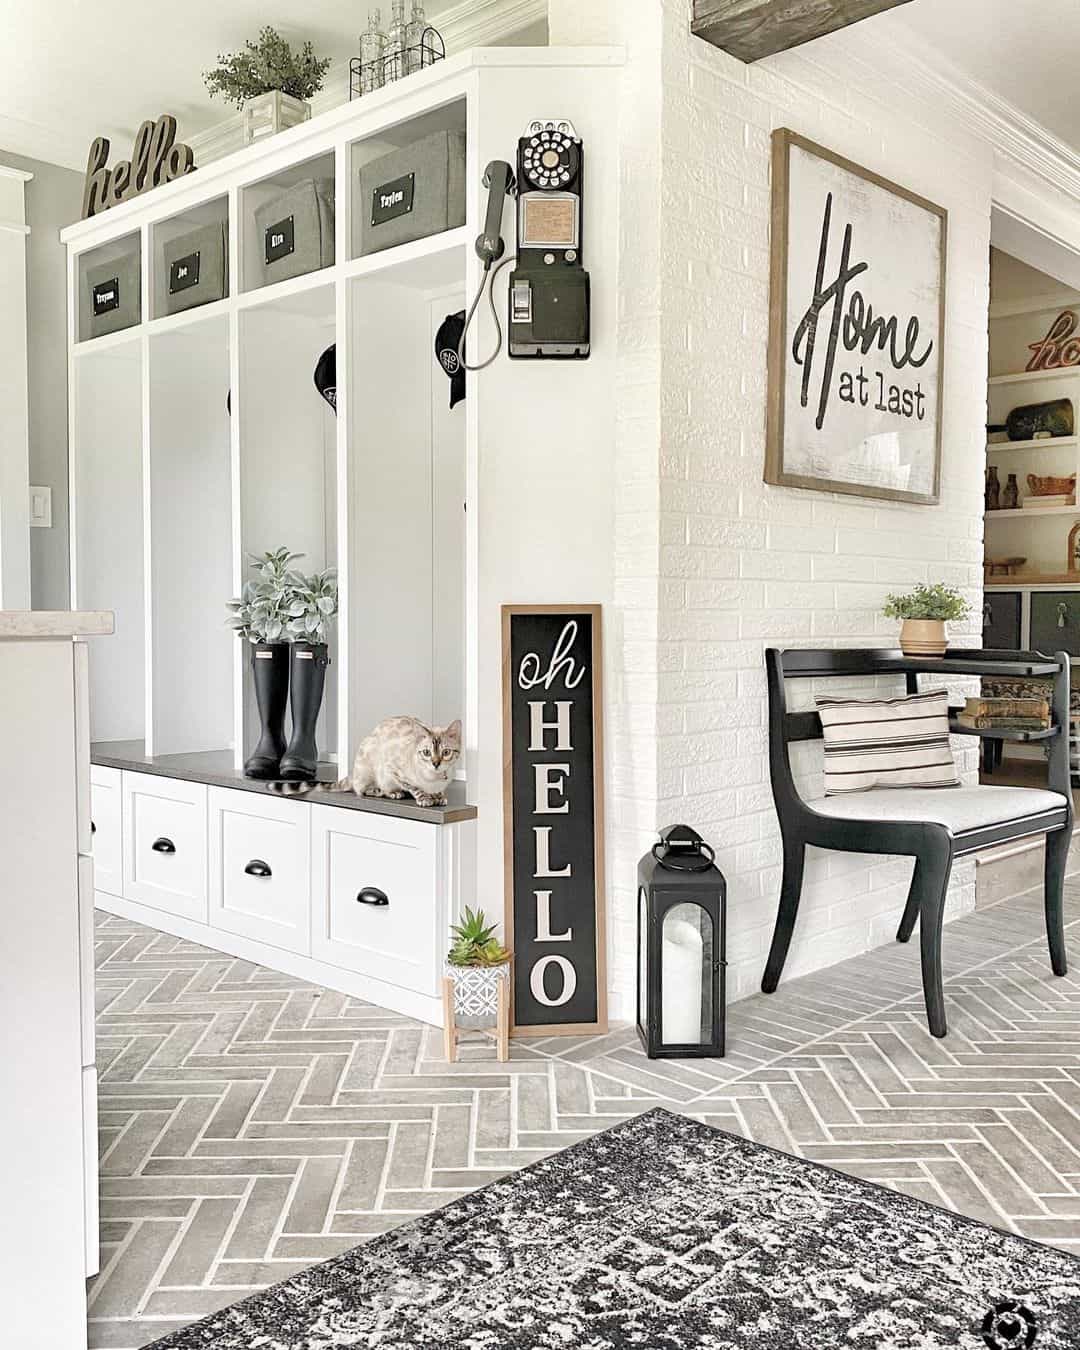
[549,1,1064,1025]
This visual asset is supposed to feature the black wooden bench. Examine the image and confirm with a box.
[764,647,1073,1037]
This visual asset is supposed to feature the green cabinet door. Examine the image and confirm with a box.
[1030,591,1080,656]
[982,590,1021,651]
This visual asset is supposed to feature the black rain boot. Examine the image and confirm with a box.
[244,642,290,779]
[278,642,330,781]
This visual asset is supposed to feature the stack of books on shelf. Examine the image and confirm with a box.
[955,696,1051,732]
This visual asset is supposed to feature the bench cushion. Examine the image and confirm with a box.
[807,784,1067,834]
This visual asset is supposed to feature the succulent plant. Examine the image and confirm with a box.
[447,907,511,968]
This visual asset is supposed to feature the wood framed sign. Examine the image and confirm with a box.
[502,605,606,1036]
[766,128,946,505]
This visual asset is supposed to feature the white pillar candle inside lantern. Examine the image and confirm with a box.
[661,914,703,1044]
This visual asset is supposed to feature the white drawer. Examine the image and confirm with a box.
[123,771,208,921]
[82,1065,99,1278]
[90,765,122,897]
[209,788,311,955]
[74,642,92,855]
[78,854,96,1069]
[311,806,440,995]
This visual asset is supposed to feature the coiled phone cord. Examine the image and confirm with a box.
[457,254,516,372]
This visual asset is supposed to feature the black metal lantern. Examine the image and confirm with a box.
[637,825,726,1058]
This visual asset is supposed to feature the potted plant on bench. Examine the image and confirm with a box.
[882,582,971,658]
[443,908,512,1063]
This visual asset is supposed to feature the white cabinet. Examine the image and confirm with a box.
[122,772,208,921]
[209,788,311,954]
[82,1065,99,1278]
[311,806,442,997]
[77,855,96,1069]
[90,764,122,896]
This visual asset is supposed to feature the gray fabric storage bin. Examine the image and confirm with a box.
[80,251,141,341]
[162,222,228,315]
[254,178,335,286]
[357,130,466,256]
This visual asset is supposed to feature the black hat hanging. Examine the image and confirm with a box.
[314,345,337,413]
[434,311,466,409]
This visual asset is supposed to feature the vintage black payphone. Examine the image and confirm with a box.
[457,117,591,368]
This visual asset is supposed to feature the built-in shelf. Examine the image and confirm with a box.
[71,328,142,360]
[343,226,470,289]
[146,296,232,339]
[986,505,1080,520]
[986,436,1078,453]
[988,367,1080,386]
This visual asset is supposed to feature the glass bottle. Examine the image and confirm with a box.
[387,0,407,83]
[1003,473,1019,511]
[986,464,1000,512]
[360,9,386,94]
[405,0,428,75]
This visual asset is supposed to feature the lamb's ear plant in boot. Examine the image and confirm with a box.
[225,548,306,779]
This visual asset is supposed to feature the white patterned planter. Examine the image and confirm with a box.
[444,960,511,1028]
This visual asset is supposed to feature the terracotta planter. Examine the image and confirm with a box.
[899,618,947,658]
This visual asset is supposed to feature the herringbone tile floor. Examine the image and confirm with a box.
[88,881,1080,1348]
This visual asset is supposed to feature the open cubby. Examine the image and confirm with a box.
[238,282,338,762]
[348,100,467,262]
[345,266,466,748]
[149,196,230,321]
[73,343,145,743]
[148,319,234,755]
[239,151,337,295]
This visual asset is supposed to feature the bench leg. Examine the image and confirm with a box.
[762,839,805,993]
[909,838,953,1039]
[1045,827,1070,978]
[896,883,920,943]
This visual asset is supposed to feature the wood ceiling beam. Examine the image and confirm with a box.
[692,0,914,64]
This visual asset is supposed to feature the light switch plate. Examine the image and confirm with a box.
[29,485,52,528]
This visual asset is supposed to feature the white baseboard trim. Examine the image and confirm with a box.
[94,890,444,1027]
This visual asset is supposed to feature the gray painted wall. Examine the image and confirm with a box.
[1,150,82,610]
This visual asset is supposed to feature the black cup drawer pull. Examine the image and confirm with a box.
[356,886,389,907]
[91,820,97,834]
[151,836,176,854]
[245,859,273,878]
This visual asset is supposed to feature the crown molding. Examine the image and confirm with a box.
[837,20,1080,205]
[0,113,87,173]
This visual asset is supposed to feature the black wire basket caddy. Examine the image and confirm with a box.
[349,27,445,100]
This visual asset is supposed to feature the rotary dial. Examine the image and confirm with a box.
[522,127,580,191]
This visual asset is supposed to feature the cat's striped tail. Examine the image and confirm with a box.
[267,777,353,798]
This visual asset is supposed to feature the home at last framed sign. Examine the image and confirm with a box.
[502,605,607,1036]
[765,128,947,505]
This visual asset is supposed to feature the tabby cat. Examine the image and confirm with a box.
[273,716,461,805]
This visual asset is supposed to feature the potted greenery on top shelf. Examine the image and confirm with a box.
[203,27,332,149]
[882,582,972,658]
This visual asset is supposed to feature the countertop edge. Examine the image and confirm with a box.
[0,610,114,638]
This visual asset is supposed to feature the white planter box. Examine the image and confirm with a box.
[190,91,312,166]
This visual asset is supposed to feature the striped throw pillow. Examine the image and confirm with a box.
[816,688,959,795]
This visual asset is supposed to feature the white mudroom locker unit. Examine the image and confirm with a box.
[62,45,622,1025]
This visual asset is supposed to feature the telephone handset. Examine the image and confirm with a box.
[457,118,590,370]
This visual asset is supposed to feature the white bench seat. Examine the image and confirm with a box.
[807,785,1067,834]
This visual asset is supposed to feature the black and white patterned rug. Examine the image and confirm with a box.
[148,1108,1080,1349]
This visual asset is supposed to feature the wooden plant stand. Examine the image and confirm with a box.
[442,968,510,1063]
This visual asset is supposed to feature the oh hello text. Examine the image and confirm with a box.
[791,191,934,431]
[518,621,586,1010]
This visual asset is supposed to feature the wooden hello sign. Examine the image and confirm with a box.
[82,114,195,219]
[502,605,606,1036]
[1026,309,1080,372]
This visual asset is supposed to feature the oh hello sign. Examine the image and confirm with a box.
[503,606,606,1036]
[766,129,946,505]
[81,114,195,219]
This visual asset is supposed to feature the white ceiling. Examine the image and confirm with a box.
[882,0,1080,150]
[0,0,485,169]
[2,0,1079,172]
